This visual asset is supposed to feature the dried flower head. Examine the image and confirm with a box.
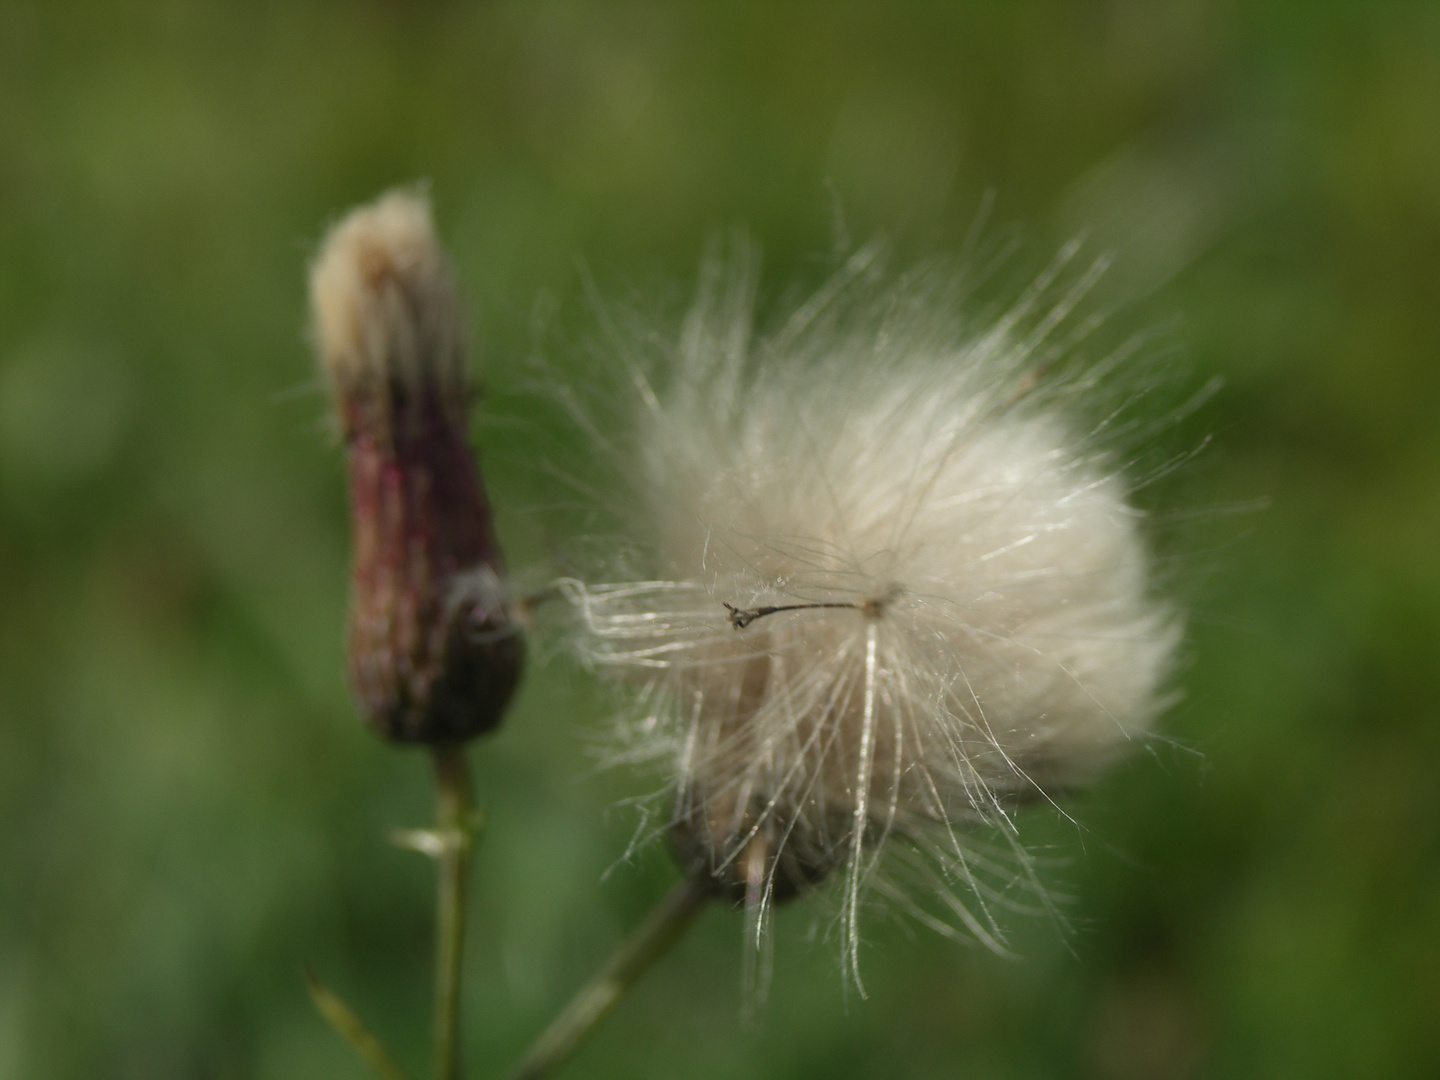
[566,239,1182,984]
[311,188,522,744]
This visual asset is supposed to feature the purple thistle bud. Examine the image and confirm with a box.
[310,189,521,744]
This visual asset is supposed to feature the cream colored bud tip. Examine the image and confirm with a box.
[309,187,464,391]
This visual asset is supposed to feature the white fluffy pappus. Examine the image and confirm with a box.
[561,237,1185,991]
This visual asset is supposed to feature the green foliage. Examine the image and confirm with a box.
[2,3,1438,1077]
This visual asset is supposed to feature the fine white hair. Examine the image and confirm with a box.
[562,235,1182,992]
[310,187,464,396]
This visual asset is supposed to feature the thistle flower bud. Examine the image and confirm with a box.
[569,241,1182,976]
[311,189,521,744]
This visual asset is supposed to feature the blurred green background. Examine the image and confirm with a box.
[3,3,1439,1078]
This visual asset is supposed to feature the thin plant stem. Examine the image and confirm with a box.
[506,874,712,1080]
[432,743,475,1080]
[305,967,416,1080]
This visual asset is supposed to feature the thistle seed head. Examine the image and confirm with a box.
[568,239,1182,980]
[311,189,522,744]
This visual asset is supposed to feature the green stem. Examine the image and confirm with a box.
[506,874,712,1080]
[306,967,416,1080]
[432,743,475,1080]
